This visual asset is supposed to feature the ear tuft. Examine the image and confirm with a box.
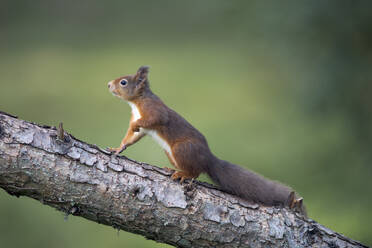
[137,65,150,77]
[138,65,150,74]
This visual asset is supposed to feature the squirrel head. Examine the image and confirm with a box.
[108,66,150,101]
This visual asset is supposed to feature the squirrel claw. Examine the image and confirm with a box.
[187,178,194,186]
[106,147,115,153]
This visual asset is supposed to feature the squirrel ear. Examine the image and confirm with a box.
[135,66,150,82]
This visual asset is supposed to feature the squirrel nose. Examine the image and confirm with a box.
[108,81,112,88]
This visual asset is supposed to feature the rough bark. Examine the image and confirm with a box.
[0,111,367,248]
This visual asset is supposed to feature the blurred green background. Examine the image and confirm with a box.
[1,1,371,247]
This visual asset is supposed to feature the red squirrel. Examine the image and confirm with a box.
[107,66,306,215]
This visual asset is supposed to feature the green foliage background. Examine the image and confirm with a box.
[1,1,371,247]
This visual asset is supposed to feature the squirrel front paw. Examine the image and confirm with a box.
[106,145,127,155]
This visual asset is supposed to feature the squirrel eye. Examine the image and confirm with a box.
[120,79,128,86]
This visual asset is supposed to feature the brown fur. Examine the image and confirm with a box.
[107,66,307,216]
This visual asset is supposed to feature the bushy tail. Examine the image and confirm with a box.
[206,158,306,215]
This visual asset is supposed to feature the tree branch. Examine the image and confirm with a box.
[0,111,367,248]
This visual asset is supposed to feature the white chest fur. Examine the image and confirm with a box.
[128,102,141,121]
[127,102,173,158]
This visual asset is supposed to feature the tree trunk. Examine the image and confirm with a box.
[0,111,367,248]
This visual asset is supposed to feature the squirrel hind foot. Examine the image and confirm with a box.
[171,171,196,184]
